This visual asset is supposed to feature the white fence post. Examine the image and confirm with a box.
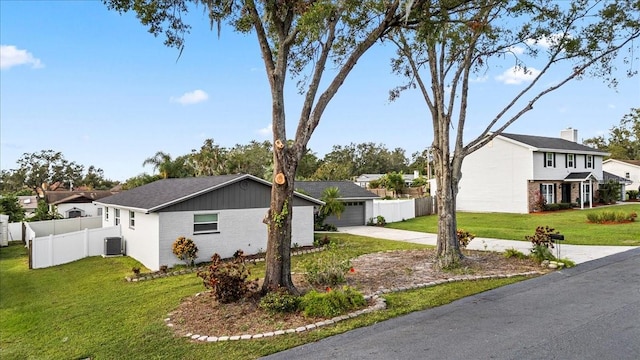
[84,228,89,257]
[48,234,54,267]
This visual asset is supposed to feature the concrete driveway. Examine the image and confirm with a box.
[338,226,638,264]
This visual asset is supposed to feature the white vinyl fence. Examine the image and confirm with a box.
[30,226,120,269]
[27,217,102,237]
[0,215,8,246]
[372,199,416,223]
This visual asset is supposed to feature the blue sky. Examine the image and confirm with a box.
[1,1,638,182]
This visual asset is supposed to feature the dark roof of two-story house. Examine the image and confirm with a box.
[499,133,608,155]
[499,131,608,184]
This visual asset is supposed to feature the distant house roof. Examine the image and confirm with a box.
[295,181,380,200]
[499,133,608,155]
[46,191,119,205]
[603,171,632,184]
[17,196,39,211]
[604,159,640,168]
[95,174,322,213]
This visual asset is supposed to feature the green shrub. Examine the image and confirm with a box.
[558,258,576,268]
[547,203,561,211]
[300,287,366,318]
[456,229,476,249]
[586,212,600,223]
[301,243,351,286]
[313,234,331,247]
[586,210,637,224]
[172,236,198,266]
[259,289,301,314]
[376,215,387,226]
[503,248,527,259]
[530,244,556,263]
[626,190,639,200]
[197,251,258,303]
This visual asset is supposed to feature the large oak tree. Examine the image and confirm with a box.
[390,0,639,267]
[104,0,450,293]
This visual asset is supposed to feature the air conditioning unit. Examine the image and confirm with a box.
[104,237,123,256]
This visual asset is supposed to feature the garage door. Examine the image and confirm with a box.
[326,201,365,227]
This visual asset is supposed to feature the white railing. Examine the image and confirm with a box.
[30,226,120,269]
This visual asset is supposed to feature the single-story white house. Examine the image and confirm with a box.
[603,159,640,198]
[46,190,118,218]
[94,174,323,271]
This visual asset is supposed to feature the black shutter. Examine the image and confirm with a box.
[565,154,568,168]
[543,152,547,167]
[584,155,587,168]
[553,153,556,168]
[574,154,577,168]
[553,185,557,204]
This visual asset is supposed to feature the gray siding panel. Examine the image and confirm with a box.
[159,180,316,212]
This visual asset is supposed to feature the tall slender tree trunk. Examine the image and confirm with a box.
[434,160,462,268]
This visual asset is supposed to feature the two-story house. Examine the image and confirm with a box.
[456,129,608,214]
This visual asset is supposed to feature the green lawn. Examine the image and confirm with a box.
[0,234,528,359]
[387,203,640,246]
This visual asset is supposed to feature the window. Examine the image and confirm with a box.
[566,154,574,168]
[115,209,120,226]
[626,172,630,179]
[586,155,593,168]
[194,213,219,234]
[105,207,109,220]
[541,183,555,205]
[546,153,554,167]
[97,208,103,216]
[129,211,135,229]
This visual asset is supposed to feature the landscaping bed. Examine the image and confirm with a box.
[168,249,546,339]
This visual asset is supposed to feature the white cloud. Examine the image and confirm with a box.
[470,75,489,83]
[525,33,565,49]
[170,89,209,105]
[495,66,541,85]
[0,45,44,70]
[258,124,272,137]
[507,46,525,55]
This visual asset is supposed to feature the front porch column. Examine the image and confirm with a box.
[580,181,584,209]
[589,178,593,209]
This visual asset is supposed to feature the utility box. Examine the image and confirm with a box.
[104,237,123,256]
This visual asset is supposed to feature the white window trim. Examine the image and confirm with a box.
[541,183,555,204]
[115,208,120,226]
[567,154,574,168]
[586,155,593,168]
[546,153,554,167]
[193,213,220,235]
[129,211,135,229]
[105,207,109,220]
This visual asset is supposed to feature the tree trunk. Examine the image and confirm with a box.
[262,169,297,294]
[435,168,462,268]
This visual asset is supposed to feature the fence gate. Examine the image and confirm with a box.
[415,197,437,216]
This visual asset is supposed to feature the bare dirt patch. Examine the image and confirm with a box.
[169,249,546,338]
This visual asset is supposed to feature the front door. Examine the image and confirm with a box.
[561,183,571,203]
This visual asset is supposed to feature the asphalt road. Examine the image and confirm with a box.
[262,247,640,360]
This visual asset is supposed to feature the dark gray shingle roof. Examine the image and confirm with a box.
[295,181,380,200]
[564,172,597,181]
[96,174,246,211]
[500,133,607,154]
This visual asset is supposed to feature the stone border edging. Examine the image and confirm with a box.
[167,271,542,342]
[125,247,326,282]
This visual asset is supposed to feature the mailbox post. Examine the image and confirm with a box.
[549,234,564,259]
